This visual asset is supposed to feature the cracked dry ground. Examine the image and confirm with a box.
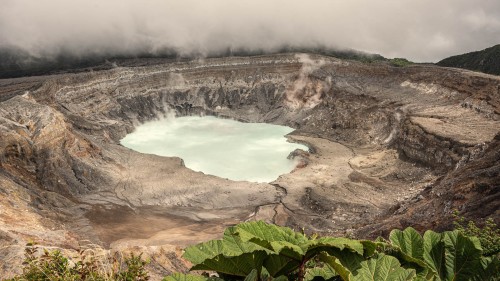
[0,53,499,277]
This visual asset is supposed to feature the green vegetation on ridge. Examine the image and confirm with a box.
[389,58,413,67]
[437,44,500,75]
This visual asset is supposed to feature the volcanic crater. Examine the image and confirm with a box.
[0,53,499,276]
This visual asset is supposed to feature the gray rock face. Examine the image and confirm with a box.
[0,53,498,277]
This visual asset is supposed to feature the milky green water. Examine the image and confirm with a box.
[120,116,308,182]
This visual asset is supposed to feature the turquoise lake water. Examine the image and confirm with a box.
[120,116,307,182]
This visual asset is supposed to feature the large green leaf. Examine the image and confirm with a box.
[307,237,365,256]
[234,221,309,260]
[269,241,305,261]
[361,240,389,258]
[263,254,300,277]
[389,227,430,279]
[350,254,416,281]
[191,251,267,277]
[390,228,424,260]
[260,267,290,281]
[243,267,290,281]
[162,273,223,281]
[423,230,496,281]
[183,226,270,265]
[323,248,364,274]
[443,231,483,281]
[474,256,500,281]
[423,230,445,280]
[235,221,309,245]
[319,252,353,281]
[304,263,338,281]
[244,269,259,281]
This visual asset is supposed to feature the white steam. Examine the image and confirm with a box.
[285,54,331,110]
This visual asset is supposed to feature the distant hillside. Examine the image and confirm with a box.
[0,46,386,79]
[437,44,500,75]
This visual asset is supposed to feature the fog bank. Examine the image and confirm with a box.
[1,0,499,62]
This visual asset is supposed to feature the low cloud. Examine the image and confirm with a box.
[0,0,499,62]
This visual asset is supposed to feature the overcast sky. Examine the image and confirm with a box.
[1,0,499,62]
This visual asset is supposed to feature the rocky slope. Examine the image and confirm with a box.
[0,53,498,277]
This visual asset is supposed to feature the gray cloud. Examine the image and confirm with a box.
[1,0,499,62]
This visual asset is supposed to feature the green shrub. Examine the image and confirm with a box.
[390,58,413,67]
[5,243,150,281]
[115,253,149,281]
[453,212,500,256]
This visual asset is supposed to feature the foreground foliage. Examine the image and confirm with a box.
[5,243,149,281]
[165,221,499,281]
[5,219,499,280]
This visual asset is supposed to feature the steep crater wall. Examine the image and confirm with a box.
[0,54,499,273]
[3,54,499,206]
